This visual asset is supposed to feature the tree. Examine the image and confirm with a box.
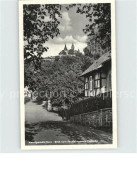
[83,47,91,57]
[24,4,62,88]
[34,55,90,105]
[66,4,111,53]
[78,3,111,51]
[24,3,111,93]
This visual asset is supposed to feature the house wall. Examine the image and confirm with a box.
[106,67,111,92]
[70,108,112,129]
[84,63,111,97]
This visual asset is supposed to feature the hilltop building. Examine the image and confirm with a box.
[59,44,80,56]
[42,43,81,62]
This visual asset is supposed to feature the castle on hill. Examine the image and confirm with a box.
[59,43,80,56]
[42,43,81,62]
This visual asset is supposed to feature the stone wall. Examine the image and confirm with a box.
[70,108,112,128]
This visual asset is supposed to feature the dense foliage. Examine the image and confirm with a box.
[28,55,93,105]
[24,4,62,68]
[80,3,111,50]
[67,3,111,58]
[24,3,111,106]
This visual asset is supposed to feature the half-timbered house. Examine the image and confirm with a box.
[81,51,112,97]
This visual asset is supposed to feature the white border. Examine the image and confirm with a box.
[19,0,117,150]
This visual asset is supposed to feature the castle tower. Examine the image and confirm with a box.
[64,44,67,51]
[71,43,74,50]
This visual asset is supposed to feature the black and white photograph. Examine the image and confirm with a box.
[19,0,117,149]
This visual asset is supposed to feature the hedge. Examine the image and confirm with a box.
[58,108,70,120]
[69,92,112,116]
[60,92,112,119]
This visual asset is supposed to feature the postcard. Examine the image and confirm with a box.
[19,0,117,150]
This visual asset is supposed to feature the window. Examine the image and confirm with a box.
[101,79,106,87]
[101,71,106,88]
[94,71,107,92]
[89,76,93,90]
[95,80,100,88]
[85,77,89,90]
[94,73,100,89]
[95,73,100,80]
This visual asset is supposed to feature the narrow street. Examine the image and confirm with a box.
[25,101,63,123]
[25,101,112,145]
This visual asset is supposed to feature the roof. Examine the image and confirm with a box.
[81,51,111,77]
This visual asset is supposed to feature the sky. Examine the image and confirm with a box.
[42,5,89,57]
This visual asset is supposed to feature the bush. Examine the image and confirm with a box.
[58,108,70,120]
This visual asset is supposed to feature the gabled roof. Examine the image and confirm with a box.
[81,51,111,77]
